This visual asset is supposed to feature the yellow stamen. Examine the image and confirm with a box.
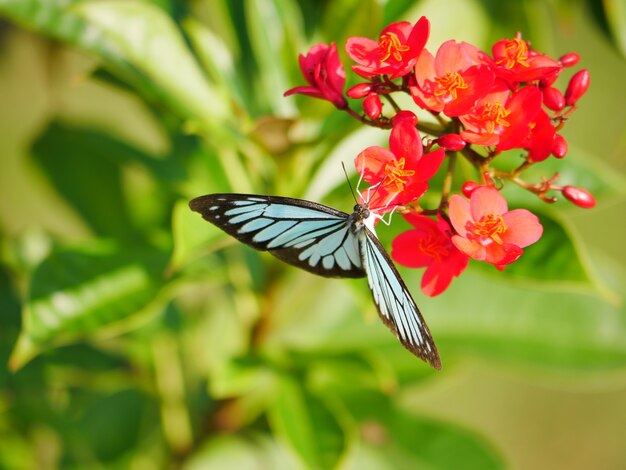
[470,214,507,244]
[479,102,511,134]
[383,157,415,192]
[434,72,468,100]
[495,38,530,69]
[379,32,410,62]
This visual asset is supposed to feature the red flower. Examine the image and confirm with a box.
[346,18,430,79]
[355,121,445,211]
[449,187,543,267]
[522,109,556,162]
[392,214,468,296]
[284,42,347,109]
[410,40,495,116]
[491,34,562,85]
[459,82,542,148]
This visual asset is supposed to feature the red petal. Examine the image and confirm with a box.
[345,37,380,67]
[355,146,395,183]
[413,148,445,180]
[501,209,543,247]
[448,194,472,236]
[526,110,556,162]
[452,235,485,260]
[392,230,434,268]
[497,86,542,150]
[389,122,422,162]
[406,16,430,58]
[470,186,508,220]
[443,66,495,117]
[485,242,523,265]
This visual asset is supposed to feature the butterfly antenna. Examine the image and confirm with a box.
[342,161,359,204]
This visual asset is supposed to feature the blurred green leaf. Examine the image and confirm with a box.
[267,376,349,470]
[0,0,167,109]
[341,391,504,470]
[243,0,303,115]
[602,0,626,57]
[77,389,152,462]
[184,433,302,470]
[71,0,234,132]
[10,241,168,369]
[31,121,156,240]
[0,0,97,43]
[425,264,626,370]
[171,199,221,271]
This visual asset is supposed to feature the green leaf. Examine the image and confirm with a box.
[423,263,626,370]
[184,433,303,470]
[0,0,164,108]
[267,377,349,470]
[10,241,169,369]
[0,0,235,134]
[77,389,152,462]
[244,0,303,115]
[71,1,233,131]
[31,121,155,240]
[405,0,489,48]
[603,0,626,57]
[341,391,504,470]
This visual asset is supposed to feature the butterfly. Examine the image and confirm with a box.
[189,193,441,369]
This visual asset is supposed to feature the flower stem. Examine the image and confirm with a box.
[439,152,457,212]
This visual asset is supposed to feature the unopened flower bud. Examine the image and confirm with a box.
[559,52,580,67]
[564,69,590,106]
[363,93,382,119]
[347,83,373,99]
[542,87,565,111]
[391,110,418,126]
[461,181,481,198]
[436,133,466,151]
[552,134,568,158]
[539,71,559,88]
[562,186,595,208]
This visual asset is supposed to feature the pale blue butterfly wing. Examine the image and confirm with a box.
[189,194,364,278]
[359,227,441,369]
[190,193,441,369]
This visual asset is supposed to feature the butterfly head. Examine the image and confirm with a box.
[354,203,370,219]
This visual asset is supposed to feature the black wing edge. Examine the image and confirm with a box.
[364,230,442,370]
[189,193,365,279]
[190,193,351,219]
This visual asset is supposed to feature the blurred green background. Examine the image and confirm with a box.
[0,0,625,469]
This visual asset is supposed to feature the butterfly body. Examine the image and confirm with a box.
[190,193,441,369]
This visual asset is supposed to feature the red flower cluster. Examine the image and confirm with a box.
[285,18,594,296]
